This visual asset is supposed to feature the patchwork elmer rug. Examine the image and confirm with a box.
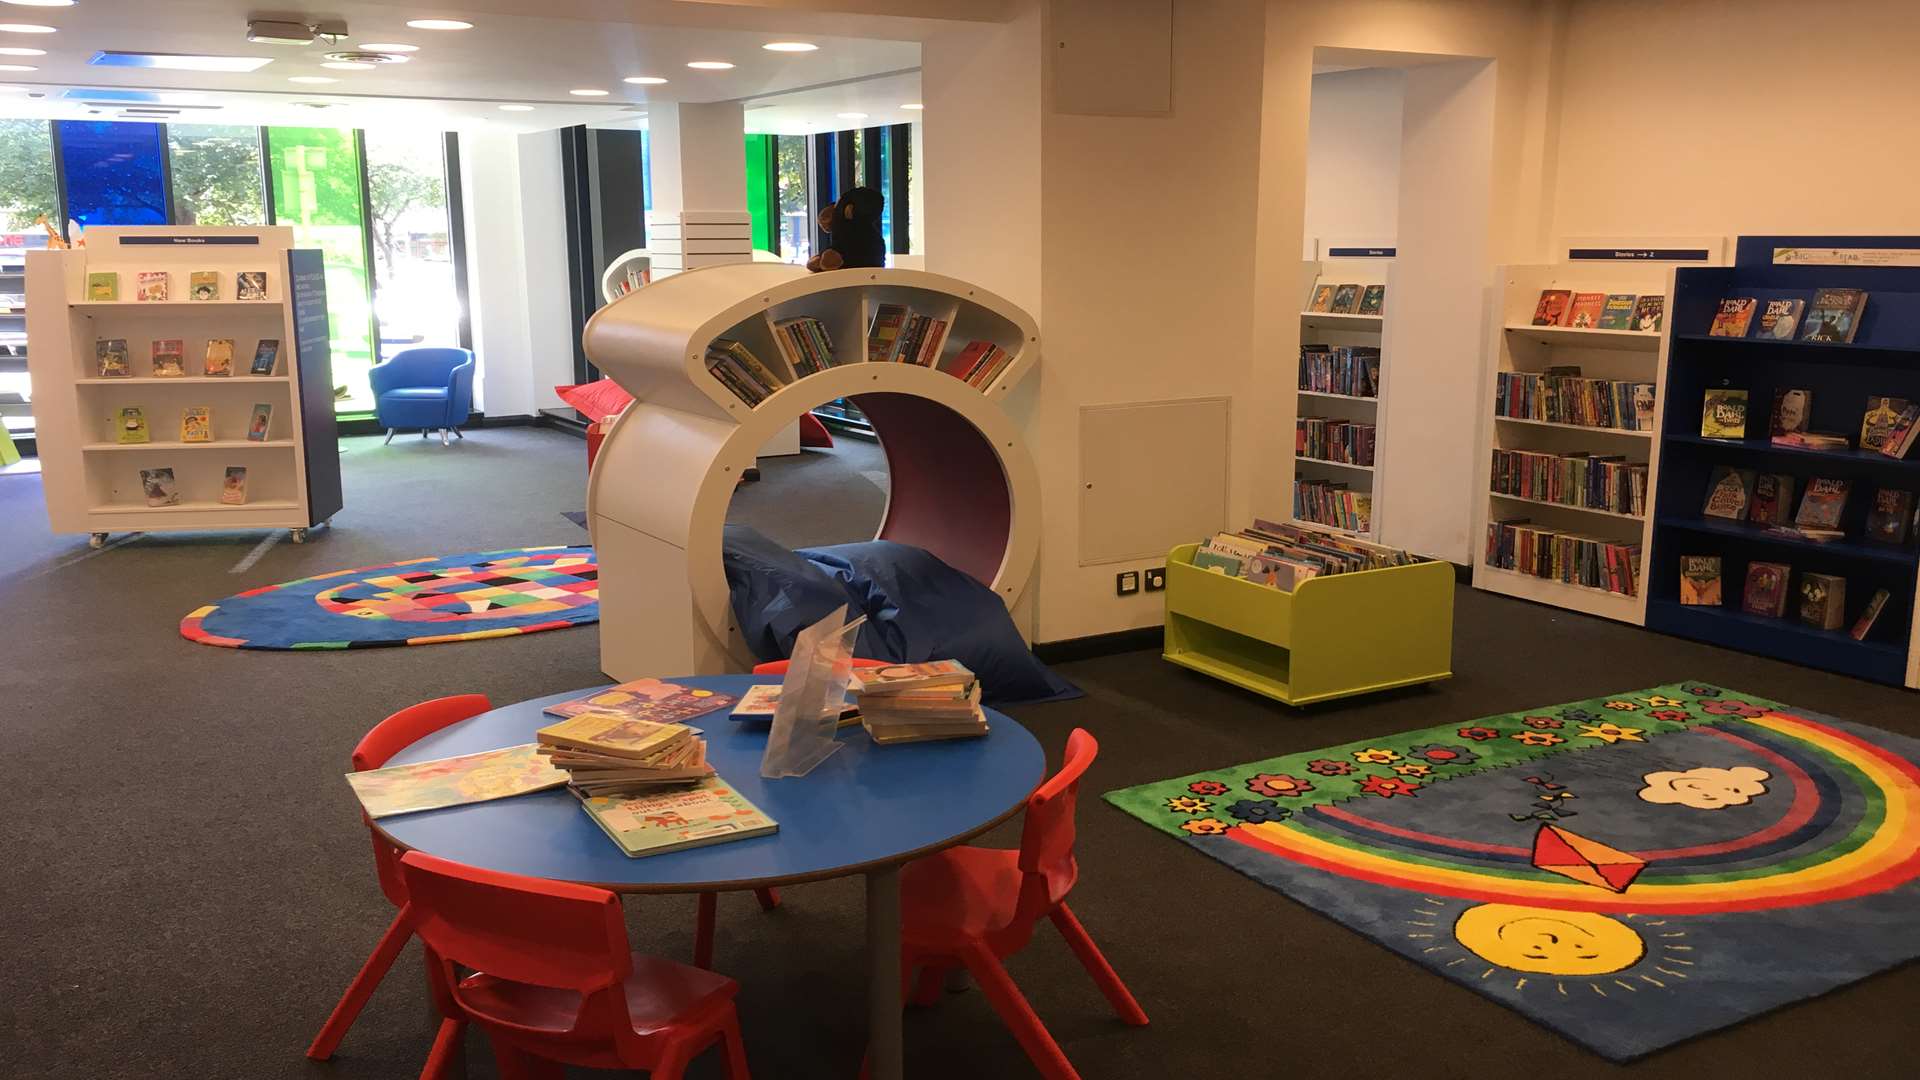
[180,546,599,650]
[1105,683,1920,1060]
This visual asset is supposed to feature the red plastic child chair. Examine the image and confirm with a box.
[894,728,1147,1080]
[400,850,752,1080]
[307,693,492,1068]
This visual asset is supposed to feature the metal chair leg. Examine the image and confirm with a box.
[421,429,429,439]
[440,428,450,446]
[384,428,395,445]
[452,427,464,439]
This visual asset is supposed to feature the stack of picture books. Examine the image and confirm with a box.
[705,337,786,405]
[770,315,840,375]
[1297,416,1376,465]
[1298,344,1380,398]
[1484,520,1641,597]
[1293,477,1372,534]
[1494,368,1655,430]
[854,661,988,744]
[1190,519,1421,592]
[1531,290,1664,331]
[1490,448,1647,516]
[532,678,736,796]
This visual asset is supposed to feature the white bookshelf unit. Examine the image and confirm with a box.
[1470,262,1676,624]
[26,226,342,546]
[1292,255,1393,538]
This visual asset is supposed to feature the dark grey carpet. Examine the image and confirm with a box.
[2,426,1916,1079]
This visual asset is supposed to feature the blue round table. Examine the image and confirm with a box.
[376,675,1047,1080]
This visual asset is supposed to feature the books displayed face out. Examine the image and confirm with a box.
[1802,288,1867,343]
[574,777,777,859]
[95,338,130,378]
[1709,297,1758,337]
[87,272,118,302]
[1678,555,1722,606]
[190,271,218,301]
[1530,290,1663,331]
[1532,289,1570,326]
[1799,573,1847,631]
[136,271,169,302]
[221,466,248,505]
[1307,284,1336,312]
[1357,284,1385,316]
[151,339,186,378]
[1880,402,1920,460]
[1748,473,1796,526]
[1566,292,1605,329]
[1756,298,1805,340]
[345,743,569,819]
[180,406,212,443]
[1701,466,1755,521]
[1201,519,1423,593]
[247,403,273,442]
[236,271,267,301]
[1632,295,1664,332]
[541,678,737,725]
[1851,589,1892,641]
[116,406,148,444]
[1770,388,1812,438]
[1741,561,1791,618]
[1859,396,1909,453]
[1865,489,1915,545]
[1795,477,1850,530]
[1598,293,1636,330]
[1700,388,1748,439]
[203,338,234,377]
[1329,284,1361,314]
[139,466,179,506]
[250,339,280,376]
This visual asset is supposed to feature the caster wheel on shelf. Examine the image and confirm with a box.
[89,532,108,549]
[291,528,307,544]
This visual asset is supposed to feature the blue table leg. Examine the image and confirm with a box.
[867,867,903,1080]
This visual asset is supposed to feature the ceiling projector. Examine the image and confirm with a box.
[246,19,348,46]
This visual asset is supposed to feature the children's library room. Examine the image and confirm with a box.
[6,2,1920,1079]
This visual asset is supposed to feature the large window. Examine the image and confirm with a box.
[166,124,265,226]
[0,120,53,444]
[362,129,460,363]
[0,119,57,232]
[265,126,375,411]
[775,134,810,265]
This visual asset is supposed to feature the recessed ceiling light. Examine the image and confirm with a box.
[569,88,609,96]
[686,60,733,70]
[357,42,419,53]
[0,46,44,55]
[288,75,337,84]
[405,18,472,30]
[0,63,33,70]
[91,51,274,72]
[901,103,923,110]
[623,75,666,85]
[0,1,76,6]
[837,112,868,120]
[320,60,373,70]
[0,22,57,32]
[498,104,534,111]
[763,42,817,52]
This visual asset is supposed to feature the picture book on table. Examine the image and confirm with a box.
[1748,473,1796,526]
[1632,294,1665,331]
[1796,477,1852,529]
[249,339,279,376]
[1755,298,1805,340]
[180,406,212,443]
[1598,293,1637,330]
[1678,555,1723,606]
[203,338,234,377]
[1700,387,1748,439]
[1879,402,1920,459]
[855,660,976,694]
[139,466,180,507]
[536,711,697,760]
[574,777,778,859]
[1859,396,1910,453]
[189,271,218,301]
[1567,292,1606,329]
[865,303,909,361]
[1702,465,1757,520]
[94,338,130,378]
[1329,284,1361,313]
[236,271,267,301]
[115,406,148,445]
[1802,287,1868,343]
[541,677,736,725]
[344,743,569,819]
[150,339,186,377]
[136,271,169,302]
[246,402,272,441]
[1308,284,1336,312]
[1532,289,1572,326]
[1770,388,1813,438]
[1358,284,1385,316]
[730,683,858,722]
[86,272,118,302]
[1709,297,1758,337]
[1866,488,1915,544]
[1799,573,1847,631]
[220,466,248,506]
[1742,561,1792,618]
[1851,588,1892,641]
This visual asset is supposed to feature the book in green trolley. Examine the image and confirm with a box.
[576,776,778,858]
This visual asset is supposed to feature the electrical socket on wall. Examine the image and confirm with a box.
[1144,566,1166,592]
[1115,570,1140,596]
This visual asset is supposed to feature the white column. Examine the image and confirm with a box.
[646,102,752,278]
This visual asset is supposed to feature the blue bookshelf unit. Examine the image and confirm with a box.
[1647,236,1920,687]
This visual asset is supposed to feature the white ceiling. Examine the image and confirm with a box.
[0,0,927,132]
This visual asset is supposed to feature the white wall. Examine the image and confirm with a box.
[1303,68,1405,258]
[459,128,574,418]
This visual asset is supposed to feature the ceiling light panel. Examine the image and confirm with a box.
[686,60,733,70]
[405,19,472,30]
[0,22,57,32]
[90,51,274,72]
[763,42,817,52]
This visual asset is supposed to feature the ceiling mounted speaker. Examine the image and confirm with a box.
[323,50,404,65]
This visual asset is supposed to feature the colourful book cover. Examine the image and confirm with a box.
[1741,561,1792,618]
[1700,388,1748,439]
[541,677,736,724]
[1799,573,1847,631]
[1308,284,1336,312]
[1709,297,1758,337]
[855,660,975,694]
[1851,589,1892,641]
[1566,292,1606,329]
[1597,293,1637,330]
[1678,555,1722,606]
[575,777,778,859]
[1802,287,1867,343]
[537,712,694,762]
[136,271,169,302]
[139,466,179,507]
[1329,284,1361,313]
[180,406,212,443]
[203,338,234,377]
[247,402,272,441]
[151,339,186,377]
[1770,388,1812,437]
[1859,396,1909,452]
[730,683,858,723]
[115,406,148,445]
[1531,289,1571,326]
[1632,294,1665,331]
[1755,298,1805,340]
[1865,488,1915,544]
[1880,403,1920,459]
[220,466,248,505]
[1701,466,1755,520]
[236,271,267,301]
[1357,284,1385,316]
[345,743,569,819]
[1795,477,1852,529]
[95,338,130,377]
[189,271,219,301]
[249,339,280,376]
[1747,473,1795,525]
[865,303,909,361]
[86,272,118,302]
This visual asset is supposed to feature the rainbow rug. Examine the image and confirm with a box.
[180,546,599,650]
[1105,683,1920,1060]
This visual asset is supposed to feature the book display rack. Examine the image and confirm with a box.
[1471,262,1677,625]
[1292,257,1392,538]
[1645,236,1920,688]
[26,226,341,546]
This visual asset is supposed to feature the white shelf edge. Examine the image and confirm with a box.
[70,300,283,310]
[1476,564,1642,616]
[1488,490,1644,521]
[1297,389,1378,403]
[1501,323,1662,348]
[1290,516,1373,539]
[1492,415,1652,438]
[1301,311,1383,324]
[82,439,296,452]
[90,498,300,515]
[1296,455,1375,473]
[75,375,292,385]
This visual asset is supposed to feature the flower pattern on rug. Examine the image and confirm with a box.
[1700,699,1767,718]
[1179,817,1231,836]
[1226,799,1291,824]
[1511,730,1565,747]
[1407,743,1479,767]
[1307,759,1357,777]
[1523,715,1563,729]
[1357,774,1422,798]
[1577,721,1645,744]
[1457,726,1502,741]
[1352,748,1402,764]
[1650,710,1693,724]
[1166,796,1213,814]
[1247,773,1315,798]
[1187,780,1229,796]
[1392,763,1434,778]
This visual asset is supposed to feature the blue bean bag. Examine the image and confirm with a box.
[721,525,1079,706]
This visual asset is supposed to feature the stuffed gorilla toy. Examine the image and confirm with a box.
[806,186,887,272]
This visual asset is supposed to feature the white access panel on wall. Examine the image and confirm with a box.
[1078,397,1229,565]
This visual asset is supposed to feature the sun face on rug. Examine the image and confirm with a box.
[312,554,598,623]
[1451,903,1646,976]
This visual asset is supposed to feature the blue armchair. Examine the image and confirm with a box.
[369,347,475,446]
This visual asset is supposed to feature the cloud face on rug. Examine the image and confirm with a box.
[1637,766,1770,809]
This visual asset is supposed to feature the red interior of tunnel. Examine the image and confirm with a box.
[849,392,1012,586]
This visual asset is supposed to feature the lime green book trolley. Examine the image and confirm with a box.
[1163,542,1454,705]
